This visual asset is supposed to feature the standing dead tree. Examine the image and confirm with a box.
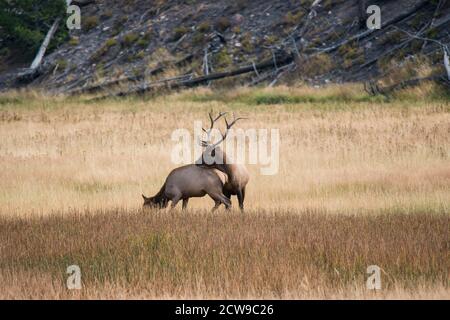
[17,0,96,84]
[16,18,62,83]
[30,18,61,71]
[357,0,367,29]
[444,47,450,80]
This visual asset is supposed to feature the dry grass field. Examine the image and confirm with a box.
[0,84,449,299]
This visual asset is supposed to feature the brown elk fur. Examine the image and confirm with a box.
[197,112,250,211]
[143,112,249,211]
[142,165,230,210]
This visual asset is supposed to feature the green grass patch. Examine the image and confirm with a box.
[186,90,388,106]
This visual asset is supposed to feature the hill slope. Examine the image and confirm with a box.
[1,0,449,94]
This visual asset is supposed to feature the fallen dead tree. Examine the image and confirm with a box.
[85,2,307,98]
[357,14,450,71]
[90,0,443,99]
[310,0,429,55]
[95,51,294,99]
[11,0,448,96]
[377,74,449,95]
[68,53,194,95]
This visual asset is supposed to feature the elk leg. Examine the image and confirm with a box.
[208,192,231,211]
[237,190,244,211]
[237,189,244,211]
[212,200,221,211]
[224,190,232,203]
[182,198,189,210]
[223,191,232,211]
[221,195,232,210]
[170,195,182,209]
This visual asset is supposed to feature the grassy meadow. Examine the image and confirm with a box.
[0,83,449,299]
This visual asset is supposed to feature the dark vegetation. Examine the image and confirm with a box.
[0,0,449,96]
[0,0,68,61]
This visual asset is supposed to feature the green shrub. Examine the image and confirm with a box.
[137,32,151,48]
[213,49,232,70]
[426,27,439,39]
[136,38,148,48]
[215,17,231,32]
[135,50,145,60]
[283,11,305,26]
[90,38,118,62]
[198,21,211,33]
[173,27,189,41]
[298,53,334,77]
[338,42,362,60]
[0,47,11,57]
[105,38,118,47]
[192,32,205,46]
[241,32,254,53]
[95,62,105,78]
[111,16,128,36]
[102,9,113,20]
[122,33,139,47]
[69,37,80,46]
[263,35,277,46]
[56,58,67,70]
[83,16,99,31]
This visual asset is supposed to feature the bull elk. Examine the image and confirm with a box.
[197,111,250,211]
[142,111,249,211]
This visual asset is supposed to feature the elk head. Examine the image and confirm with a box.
[142,194,168,209]
[196,111,245,166]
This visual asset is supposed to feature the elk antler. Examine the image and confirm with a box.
[210,113,247,149]
[200,111,227,147]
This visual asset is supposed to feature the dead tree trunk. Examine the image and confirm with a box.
[96,52,294,99]
[444,48,450,81]
[68,53,194,95]
[314,0,429,55]
[31,0,94,71]
[378,74,449,95]
[30,18,61,70]
[358,0,367,29]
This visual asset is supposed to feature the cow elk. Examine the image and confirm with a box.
[142,165,231,210]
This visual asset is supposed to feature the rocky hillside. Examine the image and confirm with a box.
[1,0,449,95]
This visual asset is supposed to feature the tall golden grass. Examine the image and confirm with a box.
[0,210,448,299]
[0,84,449,299]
